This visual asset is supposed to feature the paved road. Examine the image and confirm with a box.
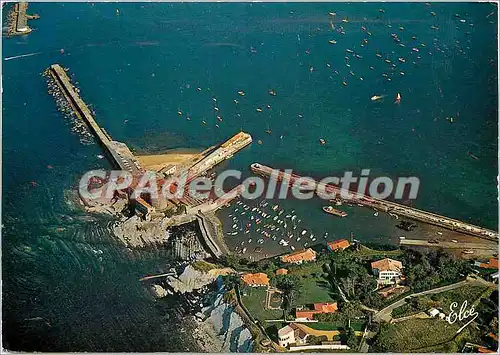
[400,239,497,250]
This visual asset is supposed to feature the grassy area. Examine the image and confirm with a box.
[295,274,337,305]
[240,286,283,321]
[431,284,489,311]
[306,321,366,332]
[374,318,460,352]
[191,260,217,272]
[391,284,490,318]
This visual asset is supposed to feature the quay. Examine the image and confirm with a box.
[250,163,498,241]
[6,2,39,36]
[399,238,497,251]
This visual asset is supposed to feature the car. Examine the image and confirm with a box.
[451,239,458,243]
[462,249,474,254]
[428,239,439,244]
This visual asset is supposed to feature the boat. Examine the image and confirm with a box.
[371,95,383,101]
[323,206,347,217]
[301,230,307,236]
[290,245,295,251]
[328,40,337,44]
[319,138,326,145]
[394,93,401,104]
[237,90,245,96]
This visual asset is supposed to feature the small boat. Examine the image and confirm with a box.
[374,211,379,217]
[394,93,401,104]
[301,230,307,236]
[237,90,245,96]
[323,206,347,217]
[371,95,383,101]
[97,155,104,159]
[328,40,337,44]
[319,138,326,145]
[290,245,295,251]
[269,89,277,96]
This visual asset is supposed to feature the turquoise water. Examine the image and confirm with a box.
[2,2,498,350]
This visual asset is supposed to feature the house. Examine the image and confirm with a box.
[478,258,499,269]
[427,308,440,317]
[241,272,269,287]
[327,239,350,252]
[371,258,403,285]
[281,248,317,264]
[295,302,338,321]
[276,268,288,276]
[278,323,308,347]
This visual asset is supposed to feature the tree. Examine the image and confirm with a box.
[345,327,358,350]
[276,275,301,314]
[339,301,362,328]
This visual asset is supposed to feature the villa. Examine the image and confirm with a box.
[371,258,404,286]
[281,248,317,264]
[240,272,270,287]
[295,302,338,321]
[327,239,350,252]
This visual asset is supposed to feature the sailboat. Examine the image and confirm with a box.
[394,93,401,104]
[265,122,272,134]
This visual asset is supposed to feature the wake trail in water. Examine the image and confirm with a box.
[4,52,43,61]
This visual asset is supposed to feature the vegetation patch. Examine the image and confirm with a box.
[373,318,460,352]
[240,287,283,321]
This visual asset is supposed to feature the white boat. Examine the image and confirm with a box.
[290,245,296,251]
[301,230,307,236]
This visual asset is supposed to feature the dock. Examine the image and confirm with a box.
[250,163,498,241]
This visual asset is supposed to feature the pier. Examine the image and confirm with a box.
[47,64,143,175]
[250,163,498,241]
[6,2,39,36]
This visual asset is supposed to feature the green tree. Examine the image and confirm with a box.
[276,274,302,314]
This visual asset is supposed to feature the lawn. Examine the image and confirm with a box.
[306,321,366,332]
[294,274,337,305]
[374,318,460,352]
[240,286,283,321]
[431,284,490,311]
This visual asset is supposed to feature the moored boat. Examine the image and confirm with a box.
[322,206,347,217]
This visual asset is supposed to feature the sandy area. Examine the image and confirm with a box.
[136,152,199,172]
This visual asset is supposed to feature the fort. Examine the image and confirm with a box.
[45,63,252,259]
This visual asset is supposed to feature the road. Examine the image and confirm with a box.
[400,239,497,250]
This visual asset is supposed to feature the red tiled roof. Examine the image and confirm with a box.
[276,268,288,275]
[241,272,269,286]
[295,302,338,319]
[281,248,316,263]
[371,258,403,272]
[313,302,338,313]
[327,239,350,251]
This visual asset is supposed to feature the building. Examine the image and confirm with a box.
[371,258,403,285]
[427,308,440,317]
[276,268,288,276]
[295,302,338,321]
[134,196,155,220]
[477,258,499,269]
[281,248,317,264]
[240,272,269,287]
[278,323,308,348]
[327,239,350,252]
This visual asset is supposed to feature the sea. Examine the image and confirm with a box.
[2,2,498,351]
